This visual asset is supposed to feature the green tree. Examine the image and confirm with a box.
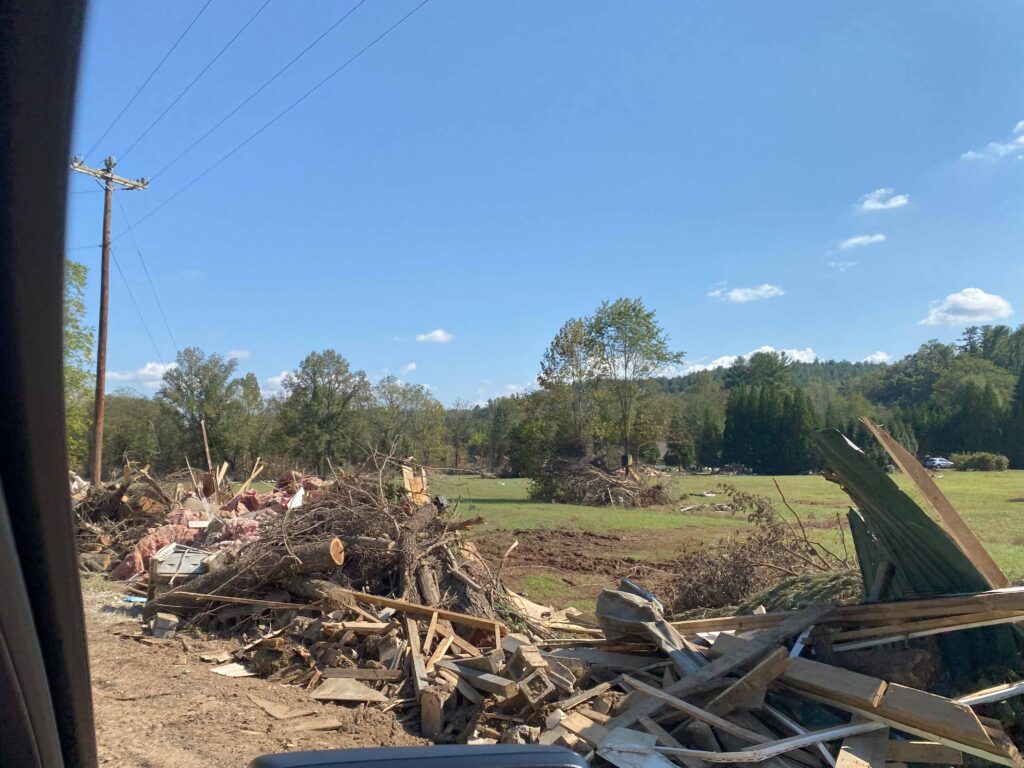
[586,298,684,461]
[445,399,475,468]
[724,350,793,389]
[368,376,445,463]
[1005,371,1024,468]
[665,412,695,467]
[64,260,94,472]
[103,389,178,471]
[277,350,370,472]
[538,317,595,456]
[158,348,246,469]
[696,410,723,468]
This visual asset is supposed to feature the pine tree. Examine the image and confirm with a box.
[1004,371,1024,468]
[696,411,722,468]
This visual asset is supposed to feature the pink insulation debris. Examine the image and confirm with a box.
[111,524,203,580]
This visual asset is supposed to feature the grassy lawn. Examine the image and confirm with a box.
[432,470,1024,581]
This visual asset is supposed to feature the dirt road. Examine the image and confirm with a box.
[84,578,424,767]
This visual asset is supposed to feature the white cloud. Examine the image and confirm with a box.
[861,351,892,364]
[858,188,909,212]
[683,345,816,373]
[921,287,1014,326]
[828,260,857,272]
[262,370,291,397]
[961,121,1024,161]
[708,283,785,303]
[839,234,885,250]
[416,329,454,343]
[749,345,817,363]
[108,361,177,389]
[227,349,250,360]
[401,362,417,374]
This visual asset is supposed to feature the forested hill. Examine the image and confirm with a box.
[654,359,884,395]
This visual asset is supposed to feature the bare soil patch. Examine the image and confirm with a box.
[84,579,424,768]
[472,528,691,606]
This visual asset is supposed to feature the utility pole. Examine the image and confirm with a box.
[69,156,148,483]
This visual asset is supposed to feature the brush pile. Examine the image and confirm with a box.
[529,459,668,507]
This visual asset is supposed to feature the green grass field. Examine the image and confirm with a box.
[432,470,1024,580]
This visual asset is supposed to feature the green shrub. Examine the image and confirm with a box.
[950,452,1010,471]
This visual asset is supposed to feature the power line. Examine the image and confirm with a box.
[110,245,166,366]
[116,0,431,239]
[119,0,273,162]
[115,196,180,355]
[82,0,213,160]
[150,0,368,182]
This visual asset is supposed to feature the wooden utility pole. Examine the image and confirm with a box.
[69,156,148,482]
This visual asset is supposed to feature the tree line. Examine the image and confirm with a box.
[64,264,1024,480]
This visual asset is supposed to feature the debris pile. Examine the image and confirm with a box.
[76,421,1024,762]
[529,459,669,507]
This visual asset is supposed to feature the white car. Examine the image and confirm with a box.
[924,456,955,469]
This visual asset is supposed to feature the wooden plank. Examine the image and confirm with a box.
[553,681,612,711]
[620,675,770,744]
[423,611,439,653]
[329,585,503,631]
[835,728,890,768]
[436,660,516,697]
[638,715,708,768]
[672,588,1024,635]
[860,417,1008,589]
[247,694,316,720]
[787,687,1018,767]
[763,704,837,768]
[311,677,388,702]
[560,712,609,747]
[425,635,454,671]
[830,611,1024,644]
[887,740,964,765]
[833,613,1024,652]
[432,622,482,656]
[322,621,392,636]
[612,605,833,730]
[404,616,429,695]
[166,591,308,611]
[958,680,1024,707]
[285,718,347,732]
[320,667,403,681]
[605,723,889,764]
[879,684,993,751]
[705,646,789,716]
[671,612,794,635]
[420,684,452,739]
[728,712,821,768]
[712,634,887,710]
[454,676,483,704]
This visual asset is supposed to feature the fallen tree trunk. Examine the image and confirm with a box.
[148,538,343,615]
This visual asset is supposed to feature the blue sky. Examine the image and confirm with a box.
[67,1,1024,404]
